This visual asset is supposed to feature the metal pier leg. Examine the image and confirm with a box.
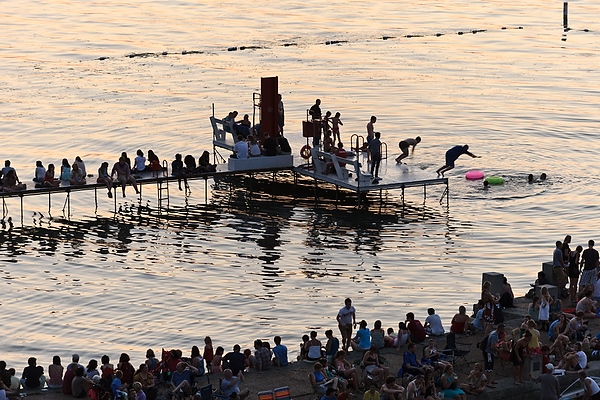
[61,191,71,219]
[20,195,23,226]
[439,182,449,205]
[48,191,51,215]
[402,187,405,204]
[204,177,208,204]
[424,185,427,200]
[94,187,98,213]
[2,198,7,219]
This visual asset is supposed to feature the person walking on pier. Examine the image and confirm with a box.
[111,157,139,198]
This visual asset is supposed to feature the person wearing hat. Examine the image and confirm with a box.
[530,363,559,400]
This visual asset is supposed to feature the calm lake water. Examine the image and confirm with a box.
[1,0,600,369]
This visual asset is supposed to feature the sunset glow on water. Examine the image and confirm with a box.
[1,0,600,368]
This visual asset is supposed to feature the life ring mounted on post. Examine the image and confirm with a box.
[301,145,312,160]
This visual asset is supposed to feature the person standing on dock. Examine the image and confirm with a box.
[369,131,382,184]
[395,137,421,164]
[332,112,343,145]
[436,145,480,176]
[360,116,377,152]
[111,157,139,198]
[309,99,322,147]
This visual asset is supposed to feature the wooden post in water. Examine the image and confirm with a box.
[563,2,568,28]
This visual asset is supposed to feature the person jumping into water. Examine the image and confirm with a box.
[395,137,421,164]
[436,145,480,176]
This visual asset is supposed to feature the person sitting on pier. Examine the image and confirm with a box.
[3,169,26,192]
[323,130,334,153]
[171,154,187,191]
[223,111,239,133]
[1,160,16,186]
[262,134,279,157]
[235,114,251,138]
[74,156,87,177]
[240,114,251,128]
[558,341,587,372]
[198,151,216,173]
[43,164,60,188]
[277,133,292,155]
[401,343,425,376]
[248,135,262,157]
[133,150,147,173]
[121,152,132,172]
[305,331,324,361]
[69,162,86,186]
[250,339,271,371]
[147,150,162,174]
[233,135,249,159]
[170,362,197,398]
[34,160,46,183]
[424,308,445,337]
[184,155,198,175]
[576,289,597,319]
[111,157,139,198]
[450,306,475,336]
[406,313,426,343]
[60,158,71,181]
[394,322,410,348]
[97,162,114,198]
[20,357,43,389]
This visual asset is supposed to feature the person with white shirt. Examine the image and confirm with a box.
[233,135,248,159]
[424,308,445,336]
[579,370,600,400]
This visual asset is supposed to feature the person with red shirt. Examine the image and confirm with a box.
[405,312,426,343]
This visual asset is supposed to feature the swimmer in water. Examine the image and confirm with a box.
[528,174,534,183]
[483,181,489,189]
[540,173,547,181]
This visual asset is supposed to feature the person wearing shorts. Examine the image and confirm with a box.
[360,116,377,151]
[336,298,356,352]
[395,137,421,164]
[484,323,504,387]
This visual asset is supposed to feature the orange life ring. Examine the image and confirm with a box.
[301,145,312,159]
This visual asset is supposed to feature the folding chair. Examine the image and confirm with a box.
[273,387,291,400]
[444,333,471,366]
[258,390,275,400]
